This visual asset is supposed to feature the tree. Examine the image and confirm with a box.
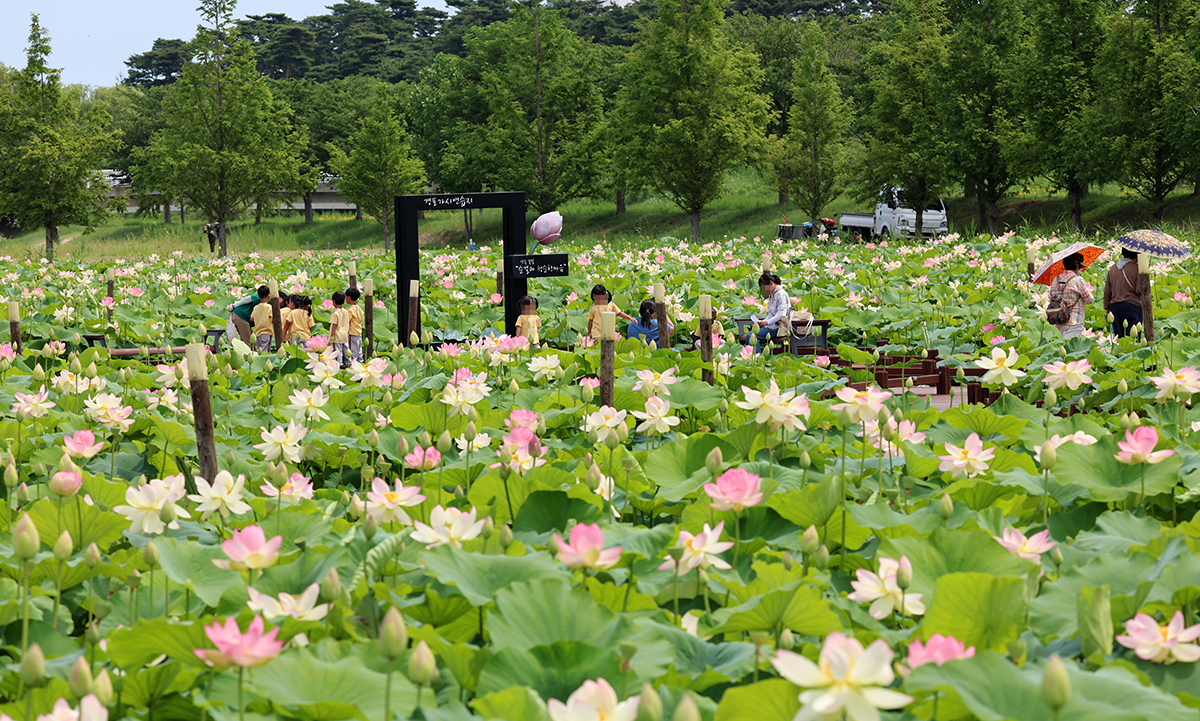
[124,39,189,87]
[454,2,604,213]
[942,0,1024,234]
[1090,0,1197,219]
[0,16,120,261]
[133,0,315,256]
[780,21,851,226]
[613,0,772,237]
[864,0,951,236]
[328,88,426,250]
[1001,0,1108,230]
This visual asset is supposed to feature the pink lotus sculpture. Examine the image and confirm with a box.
[531,212,563,245]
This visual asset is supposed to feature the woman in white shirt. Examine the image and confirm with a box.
[741,272,789,353]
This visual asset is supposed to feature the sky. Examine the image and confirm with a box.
[0,0,445,88]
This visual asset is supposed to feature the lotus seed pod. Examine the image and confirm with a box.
[801,526,820,555]
[143,540,159,567]
[53,530,73,562]
[437,430,453,454]
[379,607,409,660]
[85,542,101,568]
[408,639,439,686]
[499,524,514,549]
[636,683,663,721]
[1118,379,1128,394]
[13,514,40,560]
[68,655,94,697]
[1041,444,1057,470]
[20,643,45,687]
[320,568,343,602]
[815,544,830,570]
[938,493,954,520]
[705,447,723,476]
[781,551,794,571]
[93,669,114,705]
[1042,654,1071,711]
[672,693,701,721]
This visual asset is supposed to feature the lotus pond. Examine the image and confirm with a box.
[1,232,1200,721]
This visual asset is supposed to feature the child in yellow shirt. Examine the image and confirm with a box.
[515,295,541,344]
[283,296,314,344]
[329,291,350,367]
[279,294,293,341]
[346,287,365,362]
[249,285,273,351]
[586,283,633,339]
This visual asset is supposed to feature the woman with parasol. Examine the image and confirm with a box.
[1103,248,1145,338]
[1047,253,1094,339]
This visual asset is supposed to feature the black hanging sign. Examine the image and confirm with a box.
[509,253,569,279]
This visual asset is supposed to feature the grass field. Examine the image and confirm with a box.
[3,169,1198,260]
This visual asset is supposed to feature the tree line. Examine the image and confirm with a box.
[2,0,1199,260]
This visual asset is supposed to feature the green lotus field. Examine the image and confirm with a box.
[1,232,1199,721]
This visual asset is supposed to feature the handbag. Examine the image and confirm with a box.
[1046,279,1071,325]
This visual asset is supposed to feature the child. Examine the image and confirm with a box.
[346,287,364,363]
[278,294,293,342]
[250,285,273,351]
[329,291,350,367]
[626,299,673,346]
[692,310,725,349]
[586,284,633,339]
[515,295,541,344]
[284,295,313,344]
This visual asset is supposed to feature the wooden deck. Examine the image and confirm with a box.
[907,385,967,410]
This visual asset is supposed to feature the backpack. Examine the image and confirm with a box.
[1046,279,1071,325]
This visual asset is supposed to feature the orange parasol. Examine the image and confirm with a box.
[1031,242,1108,286]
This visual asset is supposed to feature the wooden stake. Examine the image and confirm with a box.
[269,280,283,351]
[699,295,714,385]
[8,302,19,354]
[407,279,420,347]
[496,258,504,297]
[599,311,615,407]
[349,260,357,292]
[653,283,669,350]
[363,278,374,360]
[1139,260,1155,342]
[186,343,218,483]
[106,268,115,322]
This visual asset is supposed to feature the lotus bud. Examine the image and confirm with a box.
[838,407,853,428]
[719,398,729,414]
[481,517,495,540]
[895,559,912,590]
[143,540,159,567]
[437,430,453,454]
[418,431,432,449]
[467,405,479,423]
[367,429,379,449]
[363,515,379,540]
[636,682,663,721]
[382,390,394,406]
[537,417,547,436]
[585,463,604,491]
[380,607,409,659]
[938,493,954,520]
[1057,345,1066,357]
[85,362,97,379]
[672,693,701,721]
[4,462,18,488]
[1118,379,1128,394]
[1041,444,1057,470]
[68,655,94,697]
[320,568,343,602]
[70,356,82,374]
[409,331,420,346]
[616,422,629,443]
[93,669,114,705]
[499,523,514,549]
[85,623,102,646]
[454,485,465,501]
[509,379,520,395]
[815,544,830,570]
[1042,654,1071,711]
[713,412,722,426]
[749,631,771,649]
[53,530,73,561]
[408,639,439,686]
[397,436,409,457]
[128,568,141,588]
[465,422,477,442]
[85,542,101,568]
[1124,412,1140,428]
[801,526,820,555]
[32,363,45,382]
[16,482,29,505]
[92,599,112,620]
[20,643,45,688]
[1044,388,1057,407]
[955,367,965,381]
[339,490,351,507]
[797,451,811,470]
[13,514,40,560]
[1050,545,1064,569]
[582,384,595,402]
[1107,311,1115,323]
[705,447,723,476]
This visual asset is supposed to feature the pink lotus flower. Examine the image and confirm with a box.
[580,377,600,390]
[366,477,425,525]
[1041,359,1093,390]
[204,299,215,308]
[37,695,107,721]
[1117,611,1200,664]
[63,430,105,459]
[847,556,925,619]
[1150,366,1200,401]
[658,521,734,576]
[548,678,638,721]
[899,634,975,676]
[213,525,282,571]
[505,409,540,430]
[494,427,546,475]
[989,335,1006,345]
[1115,426,1176,465]
[553,523,622,570]
[0,343,14,361]
[772,633,912,721]
[813,355,831,369]
[530,211,563,245]
[438,342,463,358]
[306,335,330,352]
[128,287,144,298]
[194,616,283,669]
[937,432,995,478]
[489,293,503,305]
[704,468,763,512]
[321,299,335,311]
[259,472,314,503]
[831,385,892,424]
[49,471,83,497]
[405,445,441,470]
[993,527,1055,563]
[740,345,754,360]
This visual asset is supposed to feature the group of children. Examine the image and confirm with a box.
[245,285,365,367]
[513,283,719,349]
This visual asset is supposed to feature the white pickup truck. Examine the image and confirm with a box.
[839,188,949,239]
